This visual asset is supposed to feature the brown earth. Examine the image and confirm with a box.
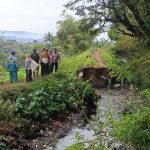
[78,50,110,88]
[91,50,106,68]
[0,112,85,150]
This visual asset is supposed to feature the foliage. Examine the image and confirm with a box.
[0,83,29,102]
[65,130,106,150]
[53,16,97,54]
[0,68,26,83]
[65,132,84,150]
[141,89,150,101]
[59,50,95,75]
[65,0,150,41]
[15,74,98,120]
[0,39,43,68]
[112,106,150,150]
[0,99,16,122]
[43,32,54,49]
[105,27,150,90]
[0,142,6,150]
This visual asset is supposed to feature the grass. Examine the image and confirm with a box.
[59,50,95,75]
[0,68,26,83]
[97,48,115,68]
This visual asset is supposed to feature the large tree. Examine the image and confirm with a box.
[65,0,150,39]
[43,32,54,49]
[54,16,97,54]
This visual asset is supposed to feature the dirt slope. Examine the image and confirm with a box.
[91,50,106,67]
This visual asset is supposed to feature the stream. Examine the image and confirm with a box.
[48,87,133,150]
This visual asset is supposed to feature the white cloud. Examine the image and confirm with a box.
[0,0,70,34]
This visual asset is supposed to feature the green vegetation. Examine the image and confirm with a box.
[64,1,150,149]
[112,106,150,149]
[0,50,98,122]
[16,74,97,120]
[53,16,97,54]
[0,68,26,83]
[60,50,95,75]
[0,0,150,149]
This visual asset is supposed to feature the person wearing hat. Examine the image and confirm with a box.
[7,51,18,83]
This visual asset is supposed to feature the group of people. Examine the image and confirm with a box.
[7,48,60,83]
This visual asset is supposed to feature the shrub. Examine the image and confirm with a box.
[0,99,15,122]
[15,74,98,120]
[112,107,150,149]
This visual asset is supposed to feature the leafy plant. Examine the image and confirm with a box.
[15,74,98,120]
[0,99,15,122]
[112,107,150,150]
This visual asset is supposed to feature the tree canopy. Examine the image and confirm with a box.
[53,16,97,54]
[65,0,150,39]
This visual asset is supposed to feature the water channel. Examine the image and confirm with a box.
[48,87,132,150]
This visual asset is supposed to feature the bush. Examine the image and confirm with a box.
[0,99,15,122]
[112,107,150,149]
[15,74,98,120]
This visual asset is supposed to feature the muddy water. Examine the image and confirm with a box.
[48,87,132,150]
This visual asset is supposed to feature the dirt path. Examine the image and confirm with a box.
[91,51,106,68]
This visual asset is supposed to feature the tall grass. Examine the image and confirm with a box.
[0,69,26,83]
[97,48,115,68]
[59,51,95,75]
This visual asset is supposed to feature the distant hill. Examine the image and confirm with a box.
[0,30,43,42]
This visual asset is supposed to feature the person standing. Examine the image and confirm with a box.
[25,54,32,82]
[7,51,18,83]
[31,49,39,77]
[51,48,60,72]
[39,48,50,76]
[48,50,53,74]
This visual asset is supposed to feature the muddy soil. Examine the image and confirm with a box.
[0,112,86,150]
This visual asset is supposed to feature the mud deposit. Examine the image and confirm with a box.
[0,112,85,150]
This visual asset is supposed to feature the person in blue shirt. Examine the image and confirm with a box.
[7,51,18,83]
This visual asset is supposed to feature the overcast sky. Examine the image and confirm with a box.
[0,0,70,35]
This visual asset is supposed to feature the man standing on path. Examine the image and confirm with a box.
[7,51,18,83]
[51,48,60,72]
[40,48,50,76]
[31,49,39,77]
[48,50,53,74]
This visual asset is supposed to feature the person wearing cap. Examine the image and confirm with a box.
[7,51,18,83]
[39,48,50,76]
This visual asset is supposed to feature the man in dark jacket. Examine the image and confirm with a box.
[31,49,39,77]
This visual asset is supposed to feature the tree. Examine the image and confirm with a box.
[0,32,5,41]
[65,0,150,39]
[54,16,97,54]
[33,40,38,43]
[43,32,54,49]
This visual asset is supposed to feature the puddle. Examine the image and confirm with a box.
[49,127,95,150]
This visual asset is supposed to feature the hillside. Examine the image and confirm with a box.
[0,30,43,42]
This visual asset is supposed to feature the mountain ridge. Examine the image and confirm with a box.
[0,30,43,42]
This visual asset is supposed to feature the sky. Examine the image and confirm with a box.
[0,0,70,35]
